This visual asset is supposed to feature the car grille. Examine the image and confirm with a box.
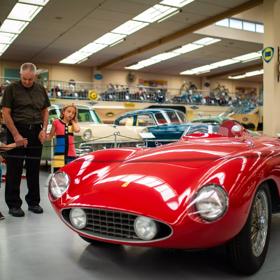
[62,207,172,242]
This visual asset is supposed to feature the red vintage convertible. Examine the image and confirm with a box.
[49,120,280,275]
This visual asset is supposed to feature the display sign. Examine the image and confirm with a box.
[88,90,99,100]
[262,47,274,63]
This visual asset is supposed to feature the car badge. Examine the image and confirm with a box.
[121,181,130,188]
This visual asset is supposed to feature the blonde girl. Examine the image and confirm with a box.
[48,104,80,171]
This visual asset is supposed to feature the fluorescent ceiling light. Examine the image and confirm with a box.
[157,9,180,23]
[0,19,28,34]
[228,69,263,79]
[233,52,261,62]
[79,42,107,54]
[181,51,262,75]
[180,70,195,75]
[0,32,18,44]
[193,37,221,46]
[19,0,50,6]
[95,33,126,45]
[0,0,48,57]
[61,0,197,64]
[125,37,220,70]
[133,4,177,23]
[8,3,42,21]
[191,65,215,73]
[109,38,125,47]
[0,44,10,53]
[151,52,179,61]
[160,0,194,8]
[228,74,245,79]
[246,69,263,77]
[125,64,143,70]
[174,43,203,54]
[60,52,88,64]
[111,20,149,35]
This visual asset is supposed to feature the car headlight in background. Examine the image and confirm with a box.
[134,216,158,240]
[194,184,228,222]
[69,208,87,229]
[83,129,93,140]
[49,172,70,199]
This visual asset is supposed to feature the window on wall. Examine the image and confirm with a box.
[4,68,20,81]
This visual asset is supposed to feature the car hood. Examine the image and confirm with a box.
[78,123,145,142]
[63,137,252,223]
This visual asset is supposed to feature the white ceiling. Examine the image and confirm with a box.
[0,0,263,81]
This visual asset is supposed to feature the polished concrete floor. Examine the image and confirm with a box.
[1,168,280,280]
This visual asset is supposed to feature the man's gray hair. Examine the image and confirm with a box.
[20,62,37,74]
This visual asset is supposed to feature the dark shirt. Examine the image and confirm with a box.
[1,81,51,124]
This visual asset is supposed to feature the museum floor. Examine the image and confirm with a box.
[1,167,280,280]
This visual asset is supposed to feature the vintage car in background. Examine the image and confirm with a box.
[114,108,188,146]
[220,105,260,131]
[49,120,280,275]
[114,108,186,126]
[42,104,146,160]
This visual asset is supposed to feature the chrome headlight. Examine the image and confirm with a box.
[69,208,87,229]
[83,129,93,140]
[49,172,70,199]
[134,216,158,240]
[194,184,228,222]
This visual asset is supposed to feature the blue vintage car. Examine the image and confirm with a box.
[114,108,220,146]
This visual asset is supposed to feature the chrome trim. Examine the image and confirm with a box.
[59,207,173,244]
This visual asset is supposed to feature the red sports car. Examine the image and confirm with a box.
[49,120,280,275]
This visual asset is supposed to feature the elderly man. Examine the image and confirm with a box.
[1,62,51,217]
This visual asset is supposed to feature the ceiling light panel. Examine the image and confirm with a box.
[0,44,10,53]
[111,20,149,35]
[233,52,261,62]
[151,52,179,61]
[94,33,126,45]
[0,32,18,44]
[8,3,42,21]
[61,0,197,64]
[19,0,50,6]
[174,43,203,54]
[0,19,28,34]
[60,52,88,64]
[79,42,107,54]
[193,37,221,46]
[133,4,177,23]
[160,0,195,8]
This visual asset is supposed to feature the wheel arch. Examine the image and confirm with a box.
[263,179,280,213]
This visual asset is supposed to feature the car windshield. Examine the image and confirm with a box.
[166,111,183,123]
[77,108,102,123]
[154,112,167,124]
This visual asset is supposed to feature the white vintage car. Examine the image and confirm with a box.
[42,104,147,160]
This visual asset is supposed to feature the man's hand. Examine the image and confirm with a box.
[14,134,28,147]
[38,130,47,144]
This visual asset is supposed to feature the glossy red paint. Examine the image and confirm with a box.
[49,122,280,249]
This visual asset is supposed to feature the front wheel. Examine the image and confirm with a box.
[227,184,271,275]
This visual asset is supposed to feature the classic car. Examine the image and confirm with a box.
[114,108,188,146]
[42,104,146,160]
[48,120,280,275]
[220,105,260,131]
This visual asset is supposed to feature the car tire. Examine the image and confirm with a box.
[227,183,271,275]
